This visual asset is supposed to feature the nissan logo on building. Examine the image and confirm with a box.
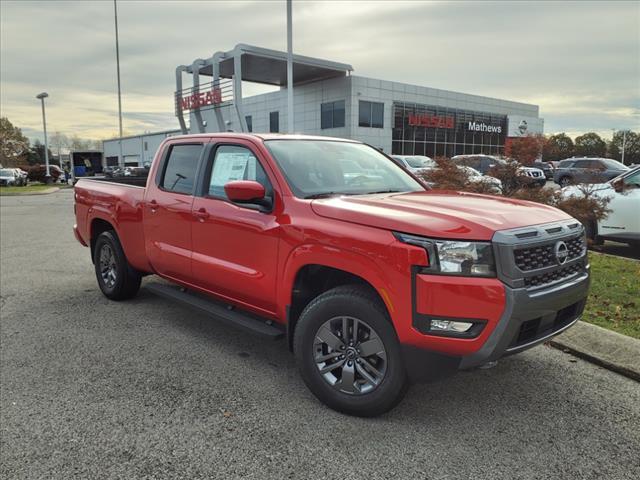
[518,120,528,135]
[554,241,569,265]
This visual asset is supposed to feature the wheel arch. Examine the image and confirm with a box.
[89,217,117,264]
[282,246,397,351]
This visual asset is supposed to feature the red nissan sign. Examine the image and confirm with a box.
[408,113,454,129]
[180,87,222,111]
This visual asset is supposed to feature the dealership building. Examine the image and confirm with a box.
[104,44,543,165]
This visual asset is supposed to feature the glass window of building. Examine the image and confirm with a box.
[269,111,279,133]
[321,100,345,129]
[391,102,507,158]
[359,101,384,128]
[245,115,253,133]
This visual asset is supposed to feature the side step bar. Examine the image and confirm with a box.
[146,282,284,340]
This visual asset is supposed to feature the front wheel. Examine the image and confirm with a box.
[294,285,408,417]
[93,231,141,300]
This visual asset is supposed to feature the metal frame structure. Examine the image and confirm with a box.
[175,44,353,134]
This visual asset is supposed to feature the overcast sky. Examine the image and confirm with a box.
[1,0,638,142]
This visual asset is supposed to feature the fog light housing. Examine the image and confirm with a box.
[430,319,474,333]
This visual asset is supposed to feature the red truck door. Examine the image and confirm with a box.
[190,141,280,315]
[143,141,205,283]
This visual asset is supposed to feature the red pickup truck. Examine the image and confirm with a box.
[74,133,590,416]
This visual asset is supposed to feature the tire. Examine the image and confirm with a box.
[293,285,408,417]
[93,231,141,300]
[559,176,572,188]
[585,220,604,246]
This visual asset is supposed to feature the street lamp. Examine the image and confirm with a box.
[36,92,52,184]
[611,129,628,165]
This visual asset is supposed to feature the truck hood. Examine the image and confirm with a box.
[310,191,572,240]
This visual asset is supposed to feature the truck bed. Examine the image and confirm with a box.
[74,178,150,272]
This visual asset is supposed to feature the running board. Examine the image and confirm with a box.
[145,282,284,340]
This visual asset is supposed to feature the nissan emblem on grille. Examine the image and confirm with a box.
[554,241,569,265]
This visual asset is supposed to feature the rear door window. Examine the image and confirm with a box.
[160,144,203,194]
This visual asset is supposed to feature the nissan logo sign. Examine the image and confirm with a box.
[555,241,569,265]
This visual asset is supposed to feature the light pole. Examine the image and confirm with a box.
[612,129,628,165]
[36,92,51,184]
[287,0,293,133]
[114,0,124,167]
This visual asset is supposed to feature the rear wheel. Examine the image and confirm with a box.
[559,176,572,187]
[93,231,141,300]
[294,285,408,417]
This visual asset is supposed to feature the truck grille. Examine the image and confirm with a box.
[493,220,589,291]
[524,260,586,288]
[514,236,585,272]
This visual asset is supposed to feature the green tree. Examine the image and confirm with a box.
[574,132,606,157]
[608,130,639,165]
[0,117,29,167]
[542,133,574,161]
[27,139,53,165]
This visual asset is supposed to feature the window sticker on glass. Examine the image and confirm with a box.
[209,149,258,196]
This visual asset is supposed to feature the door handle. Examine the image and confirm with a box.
[148,199,158,213]
[193,208,210,221]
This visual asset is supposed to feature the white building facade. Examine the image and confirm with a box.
[104,44,543,164]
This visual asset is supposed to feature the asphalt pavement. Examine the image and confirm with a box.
[1,190,639,480]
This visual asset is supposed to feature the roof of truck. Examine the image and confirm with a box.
[165,132,360,143]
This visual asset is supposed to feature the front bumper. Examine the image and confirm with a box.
[458,270,589,369]
[402,271,589,381]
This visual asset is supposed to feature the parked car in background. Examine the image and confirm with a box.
[27,164,63,183]
[0,168,26,186]
[553,157,629,187]
[103,166,120,178]
[451,154,546,187]
[534,160,555,180]
[459,166,502,192]
[562,166,640,247]
[391,155,435,174]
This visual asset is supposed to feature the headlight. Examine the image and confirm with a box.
[394,233,496,277]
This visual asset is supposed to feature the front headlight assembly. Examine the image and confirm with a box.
[394,232,496,277]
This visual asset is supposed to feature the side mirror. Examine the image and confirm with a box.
[224,180,271,209]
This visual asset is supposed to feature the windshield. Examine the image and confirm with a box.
[265,140,424,198]
[601,159,629,170]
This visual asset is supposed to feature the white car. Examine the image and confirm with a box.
[459,166,502,192]
[562,166,640,247]
[451,154,546,186]
[391,155,436,174]
[0,168,26,186]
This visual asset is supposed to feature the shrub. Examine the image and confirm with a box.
[417,157,497,194]
[420,157,611,231]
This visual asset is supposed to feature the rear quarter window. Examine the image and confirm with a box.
[160,144,203,194]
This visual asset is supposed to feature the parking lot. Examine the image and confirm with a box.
[1,190,639,479]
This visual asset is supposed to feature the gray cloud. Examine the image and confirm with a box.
[1,0,638,142]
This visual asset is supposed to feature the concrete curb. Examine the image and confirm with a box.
[0,187,60,196]
[549,320,640,382]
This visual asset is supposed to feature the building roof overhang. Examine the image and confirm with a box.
[190,44,353,86]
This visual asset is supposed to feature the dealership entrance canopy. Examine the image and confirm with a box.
[104,43,543,165]
[175,44,353,134]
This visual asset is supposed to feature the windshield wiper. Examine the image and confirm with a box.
[305,192,360,199]
[305,192,343,199]
[362,189,403,195]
